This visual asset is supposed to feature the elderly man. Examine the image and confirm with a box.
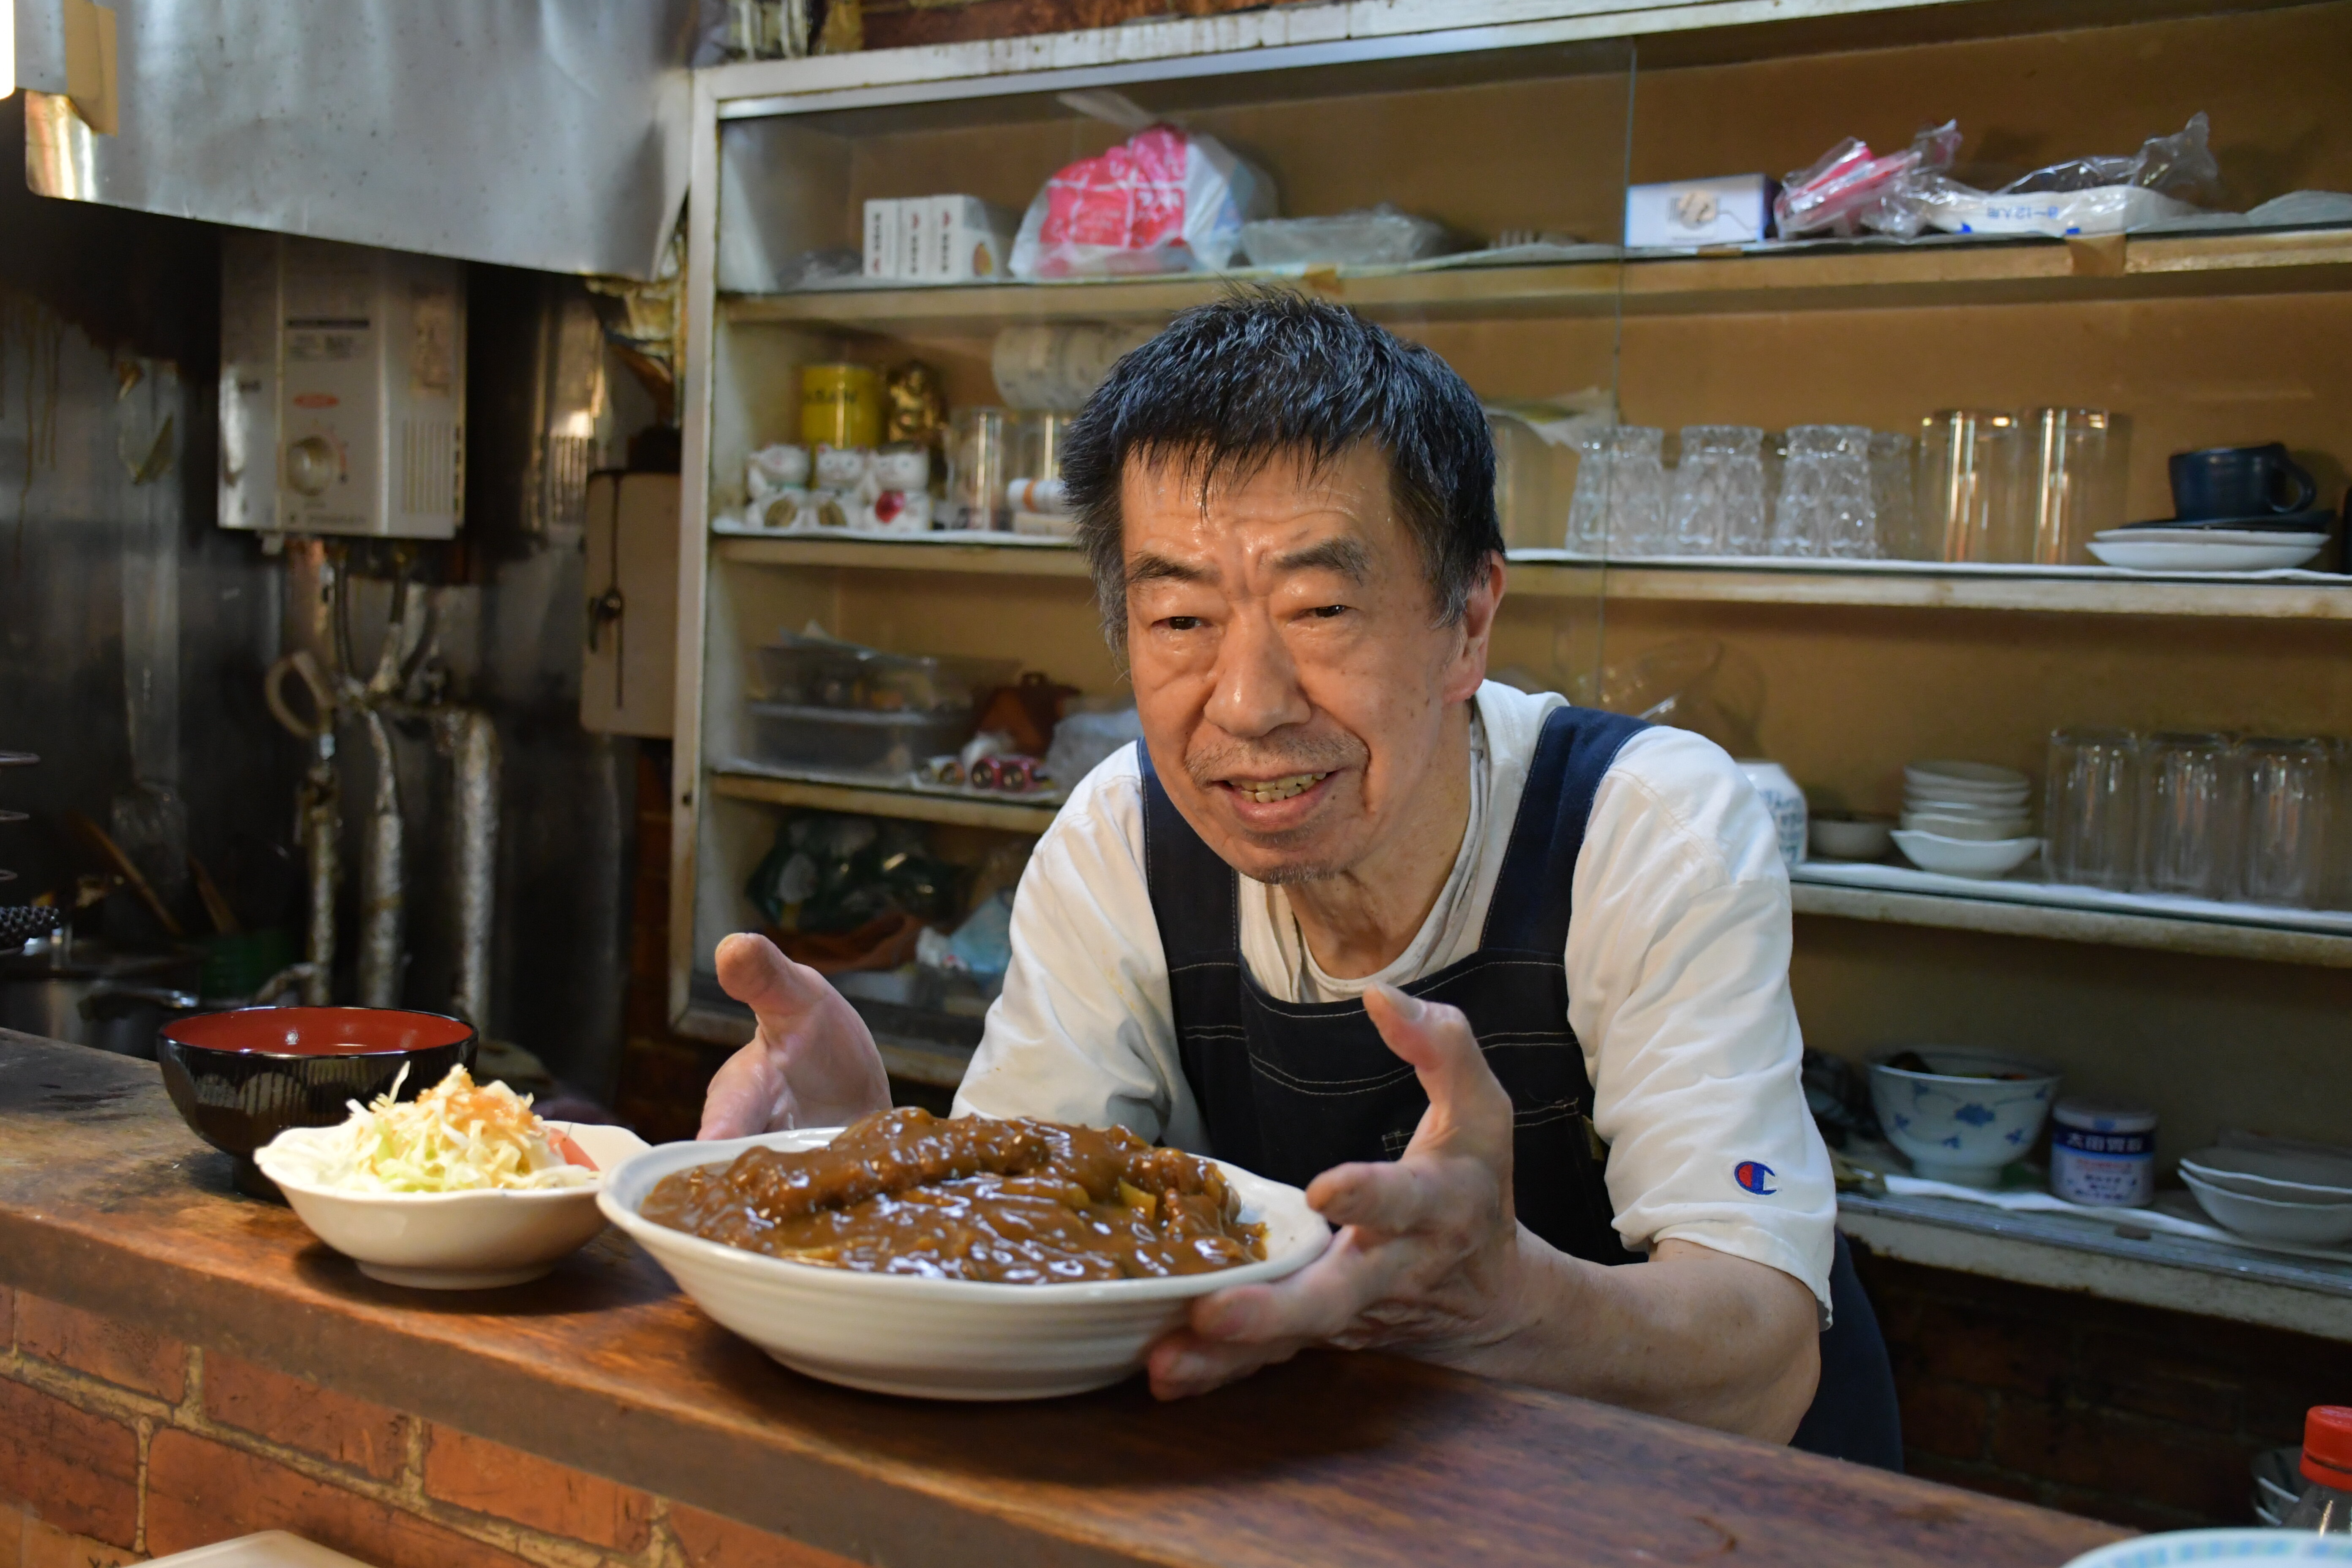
[700,293,1897,1464]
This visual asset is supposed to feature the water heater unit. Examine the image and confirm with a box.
[220,232,466,539]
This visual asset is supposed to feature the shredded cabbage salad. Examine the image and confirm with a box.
[309,1064,594,1193]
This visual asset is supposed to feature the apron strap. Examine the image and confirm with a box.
[1480,705,1649,955]
[1137,742,1242,966]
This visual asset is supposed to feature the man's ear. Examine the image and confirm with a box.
[1444,552,1506,702]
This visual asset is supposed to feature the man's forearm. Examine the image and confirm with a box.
[1446,1236,1822,1442]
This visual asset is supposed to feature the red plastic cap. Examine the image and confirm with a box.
[2305,1407,2352,1489]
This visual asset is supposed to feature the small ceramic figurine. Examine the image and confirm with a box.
[885,362,945,447]
[746,443,811,503]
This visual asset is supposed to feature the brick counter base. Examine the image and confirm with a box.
[0,1287,850,1568]
[1855,1247,2352,1532]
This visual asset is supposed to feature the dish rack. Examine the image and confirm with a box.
[0,751,59,946]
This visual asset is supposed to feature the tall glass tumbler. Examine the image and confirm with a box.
[2136,732,2242,901]
[1667,426,1768,556]
[2043,729,2141,890]
[2238,737,2333,908]
[1869,431,1919,558]
[1772,425,1877,559]
[1565,425,1667,557]
[946,407,1011,531]
[2027,408,2131,566]
[1490,413,1558,552]
[1920,410,2027,563]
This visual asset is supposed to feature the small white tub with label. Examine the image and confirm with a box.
[2049,1098,2156,1208]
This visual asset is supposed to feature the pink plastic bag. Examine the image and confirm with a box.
[1012,125,1273,279]
[1775,121,1960,239]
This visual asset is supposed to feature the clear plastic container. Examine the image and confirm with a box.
[2285,1406,2352,1532]
[1236,206,1455,268]
[743,702,979,780]
[751,637,1017,715]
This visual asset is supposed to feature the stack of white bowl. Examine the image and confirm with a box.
[1892,760,2041,879]
[2180,1143,2352,1247]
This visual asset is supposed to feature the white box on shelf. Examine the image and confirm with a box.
[926,195,1021,282]
[900,199,930,280]
[863,198,903,279]
[1624,174,1772,248]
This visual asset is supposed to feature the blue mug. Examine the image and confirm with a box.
[2169,444,2317,520]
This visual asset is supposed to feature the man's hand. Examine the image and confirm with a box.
[1145,983,1823,1441]
[697,933,893,1139]
[1147,983,1534,1398]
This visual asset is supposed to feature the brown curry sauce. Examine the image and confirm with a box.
[641,1108,1268,1284]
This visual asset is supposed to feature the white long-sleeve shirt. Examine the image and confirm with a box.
[954,680,1835,1310]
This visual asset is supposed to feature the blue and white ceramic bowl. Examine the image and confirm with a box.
[1869,1048,2062,1188]
[2063,1529,2352,1568]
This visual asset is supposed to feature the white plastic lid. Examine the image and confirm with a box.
[2053,1097,2156,1133]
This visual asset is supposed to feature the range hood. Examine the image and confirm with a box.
[16,0,694,280]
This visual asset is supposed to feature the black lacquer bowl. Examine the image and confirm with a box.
[157,1007,477,1199]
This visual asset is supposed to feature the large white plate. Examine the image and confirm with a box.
[602,1129,1333,1400]
[2087,537,2324,572]
[2098,527,2330,547]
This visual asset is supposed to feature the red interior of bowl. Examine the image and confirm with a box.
[163,1007,473,1056]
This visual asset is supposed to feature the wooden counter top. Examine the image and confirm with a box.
[0,1032,2125,1568]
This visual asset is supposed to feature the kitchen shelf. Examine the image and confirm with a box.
[713,533,1090,578]
[713,536,2350,620]
[1790,880,2352,966]
[680,985,979,1090]
[724,227,2352,332]
[1580,561,2352,619]
[710,769,1062,833]
[1838,1188,2352,1343]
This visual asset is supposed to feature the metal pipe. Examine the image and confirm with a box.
[297,744,340,1006]
[443,709,500,1031]
[356,709,404,1008]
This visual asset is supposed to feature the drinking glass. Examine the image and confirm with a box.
[2026,408,2131,566]
[1869,431,1919,558]
[1771,425,1877,559]
[1667,426,1768,556]
[1564,425,1667,557]
[2136,732,2241,901]
[1490,413,1560,552]
[2043,729,2140,890]
[2237,737,2333,908]
[946,407,1010,531]
[1920,410,2027,562]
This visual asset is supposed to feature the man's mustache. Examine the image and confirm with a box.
[1185,730,1367,788]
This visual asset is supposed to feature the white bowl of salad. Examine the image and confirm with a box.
[255,1064,648,1289]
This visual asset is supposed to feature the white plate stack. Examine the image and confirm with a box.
[1892,760,2041,879]
[2179,1139,2352,1247]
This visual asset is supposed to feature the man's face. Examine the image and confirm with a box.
[1121,444,1500,885]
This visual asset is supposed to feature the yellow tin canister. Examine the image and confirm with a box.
[800,362,884,450]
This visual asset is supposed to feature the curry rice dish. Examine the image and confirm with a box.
[642,1108,1269,1283]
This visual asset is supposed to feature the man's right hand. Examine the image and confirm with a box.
[696,933,892,1139]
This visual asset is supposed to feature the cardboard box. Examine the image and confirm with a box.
[900,199,929,280]
[863,198,902,279]
[1624,174,1773,248]
[926,196,1021,282]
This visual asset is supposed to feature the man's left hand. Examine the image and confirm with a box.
[1146,983,1534,1399]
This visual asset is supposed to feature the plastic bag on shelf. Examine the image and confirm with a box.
[2002,112,2219,200]
[1908,113,2223,237]
[1010,124,1274,280]
[1774,121,1960,239]
[1043,704,1143,789]
[1236,205,1458,268]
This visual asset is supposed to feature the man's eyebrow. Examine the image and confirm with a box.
[1272,536,1372,581]
[1124,552,1211,588]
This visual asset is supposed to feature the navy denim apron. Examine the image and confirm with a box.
[1136,704,1902,1469]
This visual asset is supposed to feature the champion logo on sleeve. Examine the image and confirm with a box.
[1734,1160,1778,1196]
